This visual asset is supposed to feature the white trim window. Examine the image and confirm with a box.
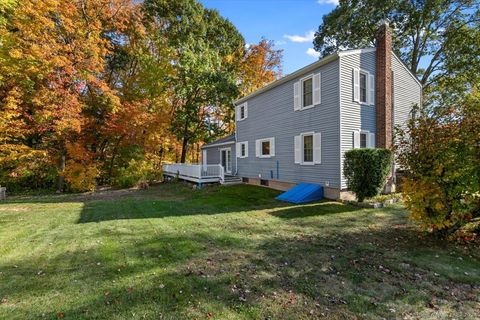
[294,132,321,164]
[255,137,275,158]
[236,141,248,158]
[353,68,374,105]
[294,73,321,111]
[353,130,375,149]
[236,102,248,121]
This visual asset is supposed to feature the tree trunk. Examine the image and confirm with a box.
[180,135,189,163]
[56,153,66,193]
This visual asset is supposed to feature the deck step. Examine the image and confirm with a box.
[222,175,242,185]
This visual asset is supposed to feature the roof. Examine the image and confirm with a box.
[202,134,236,148]
[234,47,421,105]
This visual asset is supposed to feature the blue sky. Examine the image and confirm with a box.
[200,0,339,75]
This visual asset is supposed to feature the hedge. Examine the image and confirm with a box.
[343,148,394,202]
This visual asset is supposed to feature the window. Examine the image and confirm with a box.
[261,140,270,156]
[237,141,248,158]
[256,138,274,158]
[353,130,374,149]
[360,72,367,103]
[237,102,247,121]
[360,132,368,148]
[303,134,313,163]
[302,77,313,107]
[295,132,321,164]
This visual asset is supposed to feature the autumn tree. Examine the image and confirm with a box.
[239,39,283,96]
[0,0,138,191]
[395,90,480,237]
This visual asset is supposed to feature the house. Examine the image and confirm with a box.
[201,21,421,198]
[172,21,422,198]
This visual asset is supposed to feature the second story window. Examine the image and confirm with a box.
[360,72,367,103]
[294,73,321,111]
[236,102,248,121]
[302,77,313,108]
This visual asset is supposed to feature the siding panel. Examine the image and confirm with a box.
[236,59,341,188]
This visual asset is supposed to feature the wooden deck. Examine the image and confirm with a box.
[162,164,225,184]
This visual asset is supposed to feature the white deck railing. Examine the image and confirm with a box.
[163,163,224,183]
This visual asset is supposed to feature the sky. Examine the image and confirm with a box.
[200,0,339,75]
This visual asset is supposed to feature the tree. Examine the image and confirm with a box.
[313,0,480,99]
[395,90,480,237]
[0,0,138,191]
[144,0,245,163]
[239,39,283,96]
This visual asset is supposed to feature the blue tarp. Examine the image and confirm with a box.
[275,183,324,204]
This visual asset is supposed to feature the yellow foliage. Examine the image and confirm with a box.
[63,160,99,192]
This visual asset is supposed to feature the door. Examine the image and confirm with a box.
[220,148,232,174]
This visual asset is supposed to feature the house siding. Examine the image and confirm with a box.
[236,58,341,188]
[203,143,236,174]
[391,54,422,129]
[339,51,377,189]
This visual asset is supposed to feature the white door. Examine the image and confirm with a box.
[220,148,232,174]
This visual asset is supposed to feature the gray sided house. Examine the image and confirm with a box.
[201,22,421,199]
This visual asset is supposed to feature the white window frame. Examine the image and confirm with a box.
[301,75,314,110]
[301,132,315,165]
[236,102,248,121]
[359,71,368,104]
[353,68,375,106]
[359,130,369,149]
[353,130,375,149]
[256,137,275,158]
[237,141,248,158]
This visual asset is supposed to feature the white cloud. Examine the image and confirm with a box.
[284,30,315,43]
[317,0,339,5]
[275,40,287,45]
[306,48,321,58]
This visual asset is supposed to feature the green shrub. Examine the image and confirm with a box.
[115,159,160,189]
[343,148,394,202]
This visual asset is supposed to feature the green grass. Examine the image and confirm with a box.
[0,183,479,319]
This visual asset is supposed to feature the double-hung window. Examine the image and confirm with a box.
[302,77,313,108]
[236,102,248,121]
[353,68,374,105]
[294,73,321,111]
[236,141,248,158]
[360,72,368,103]
[360,132,368,148]
[303,134,313,163]
[353,130,375,149]
[294,132,321,165]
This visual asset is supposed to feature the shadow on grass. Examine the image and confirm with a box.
[269,201,360,219]
[2,217,478,319]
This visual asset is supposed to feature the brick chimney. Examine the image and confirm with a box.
[375,19,393,149]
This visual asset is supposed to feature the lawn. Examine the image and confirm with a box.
[0,183,479,319]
